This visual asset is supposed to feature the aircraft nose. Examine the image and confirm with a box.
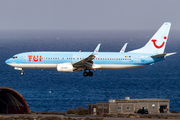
[5,59,10,64]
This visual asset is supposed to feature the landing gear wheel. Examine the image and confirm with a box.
[83,72,88,77]
[21,70,24,75]
[83,69,94,77]
[89,72,93,76]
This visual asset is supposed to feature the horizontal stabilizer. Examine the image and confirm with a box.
[151,53,166,58]
[166,52,177,57]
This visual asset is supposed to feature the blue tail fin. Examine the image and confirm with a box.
[129,22,171,54]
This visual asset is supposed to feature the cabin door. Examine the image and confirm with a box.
[23,54,27,63]
[137,56,141,64]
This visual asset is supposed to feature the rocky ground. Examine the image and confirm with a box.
[1,113,180,120]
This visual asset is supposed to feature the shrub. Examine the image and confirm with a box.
[67,109,76,114]
[66,106,88,115]
[77,109,88,115]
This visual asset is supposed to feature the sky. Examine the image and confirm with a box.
[0,0,180,30]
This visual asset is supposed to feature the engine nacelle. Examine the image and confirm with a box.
[57,63,74,72]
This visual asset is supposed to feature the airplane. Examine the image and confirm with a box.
[5,22,176,76]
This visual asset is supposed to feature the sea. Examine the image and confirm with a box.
[0,30,179,112]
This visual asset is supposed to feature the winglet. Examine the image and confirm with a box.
[120,43,128,53]
[92,43,101,55]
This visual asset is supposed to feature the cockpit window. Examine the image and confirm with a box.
[13,56,17,59]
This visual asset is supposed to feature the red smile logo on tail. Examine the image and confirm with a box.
[151,36,166,49]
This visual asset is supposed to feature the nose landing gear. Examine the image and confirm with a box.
[83,70,93,77]
[21,70,24,75]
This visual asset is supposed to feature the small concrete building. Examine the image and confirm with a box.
[88,97,169,115]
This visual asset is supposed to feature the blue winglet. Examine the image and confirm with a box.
[120,43,128,53]
[92,43,101,55]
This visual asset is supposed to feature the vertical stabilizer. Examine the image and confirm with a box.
[129,22,171,54]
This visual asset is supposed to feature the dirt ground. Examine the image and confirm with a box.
[1,113,180,120]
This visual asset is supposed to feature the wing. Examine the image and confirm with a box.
[73,43,101,69]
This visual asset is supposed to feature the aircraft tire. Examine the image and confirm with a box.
[83,72,88,77]
[89,72,93,76]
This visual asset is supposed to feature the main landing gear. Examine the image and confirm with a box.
[83,70,93,77]
[21,70,24,75]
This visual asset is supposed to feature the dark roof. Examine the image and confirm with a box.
[0,87,29,114]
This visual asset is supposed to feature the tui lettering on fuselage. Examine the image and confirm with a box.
[28,55,42,62]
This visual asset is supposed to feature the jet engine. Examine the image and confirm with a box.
[57,63,74,72]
